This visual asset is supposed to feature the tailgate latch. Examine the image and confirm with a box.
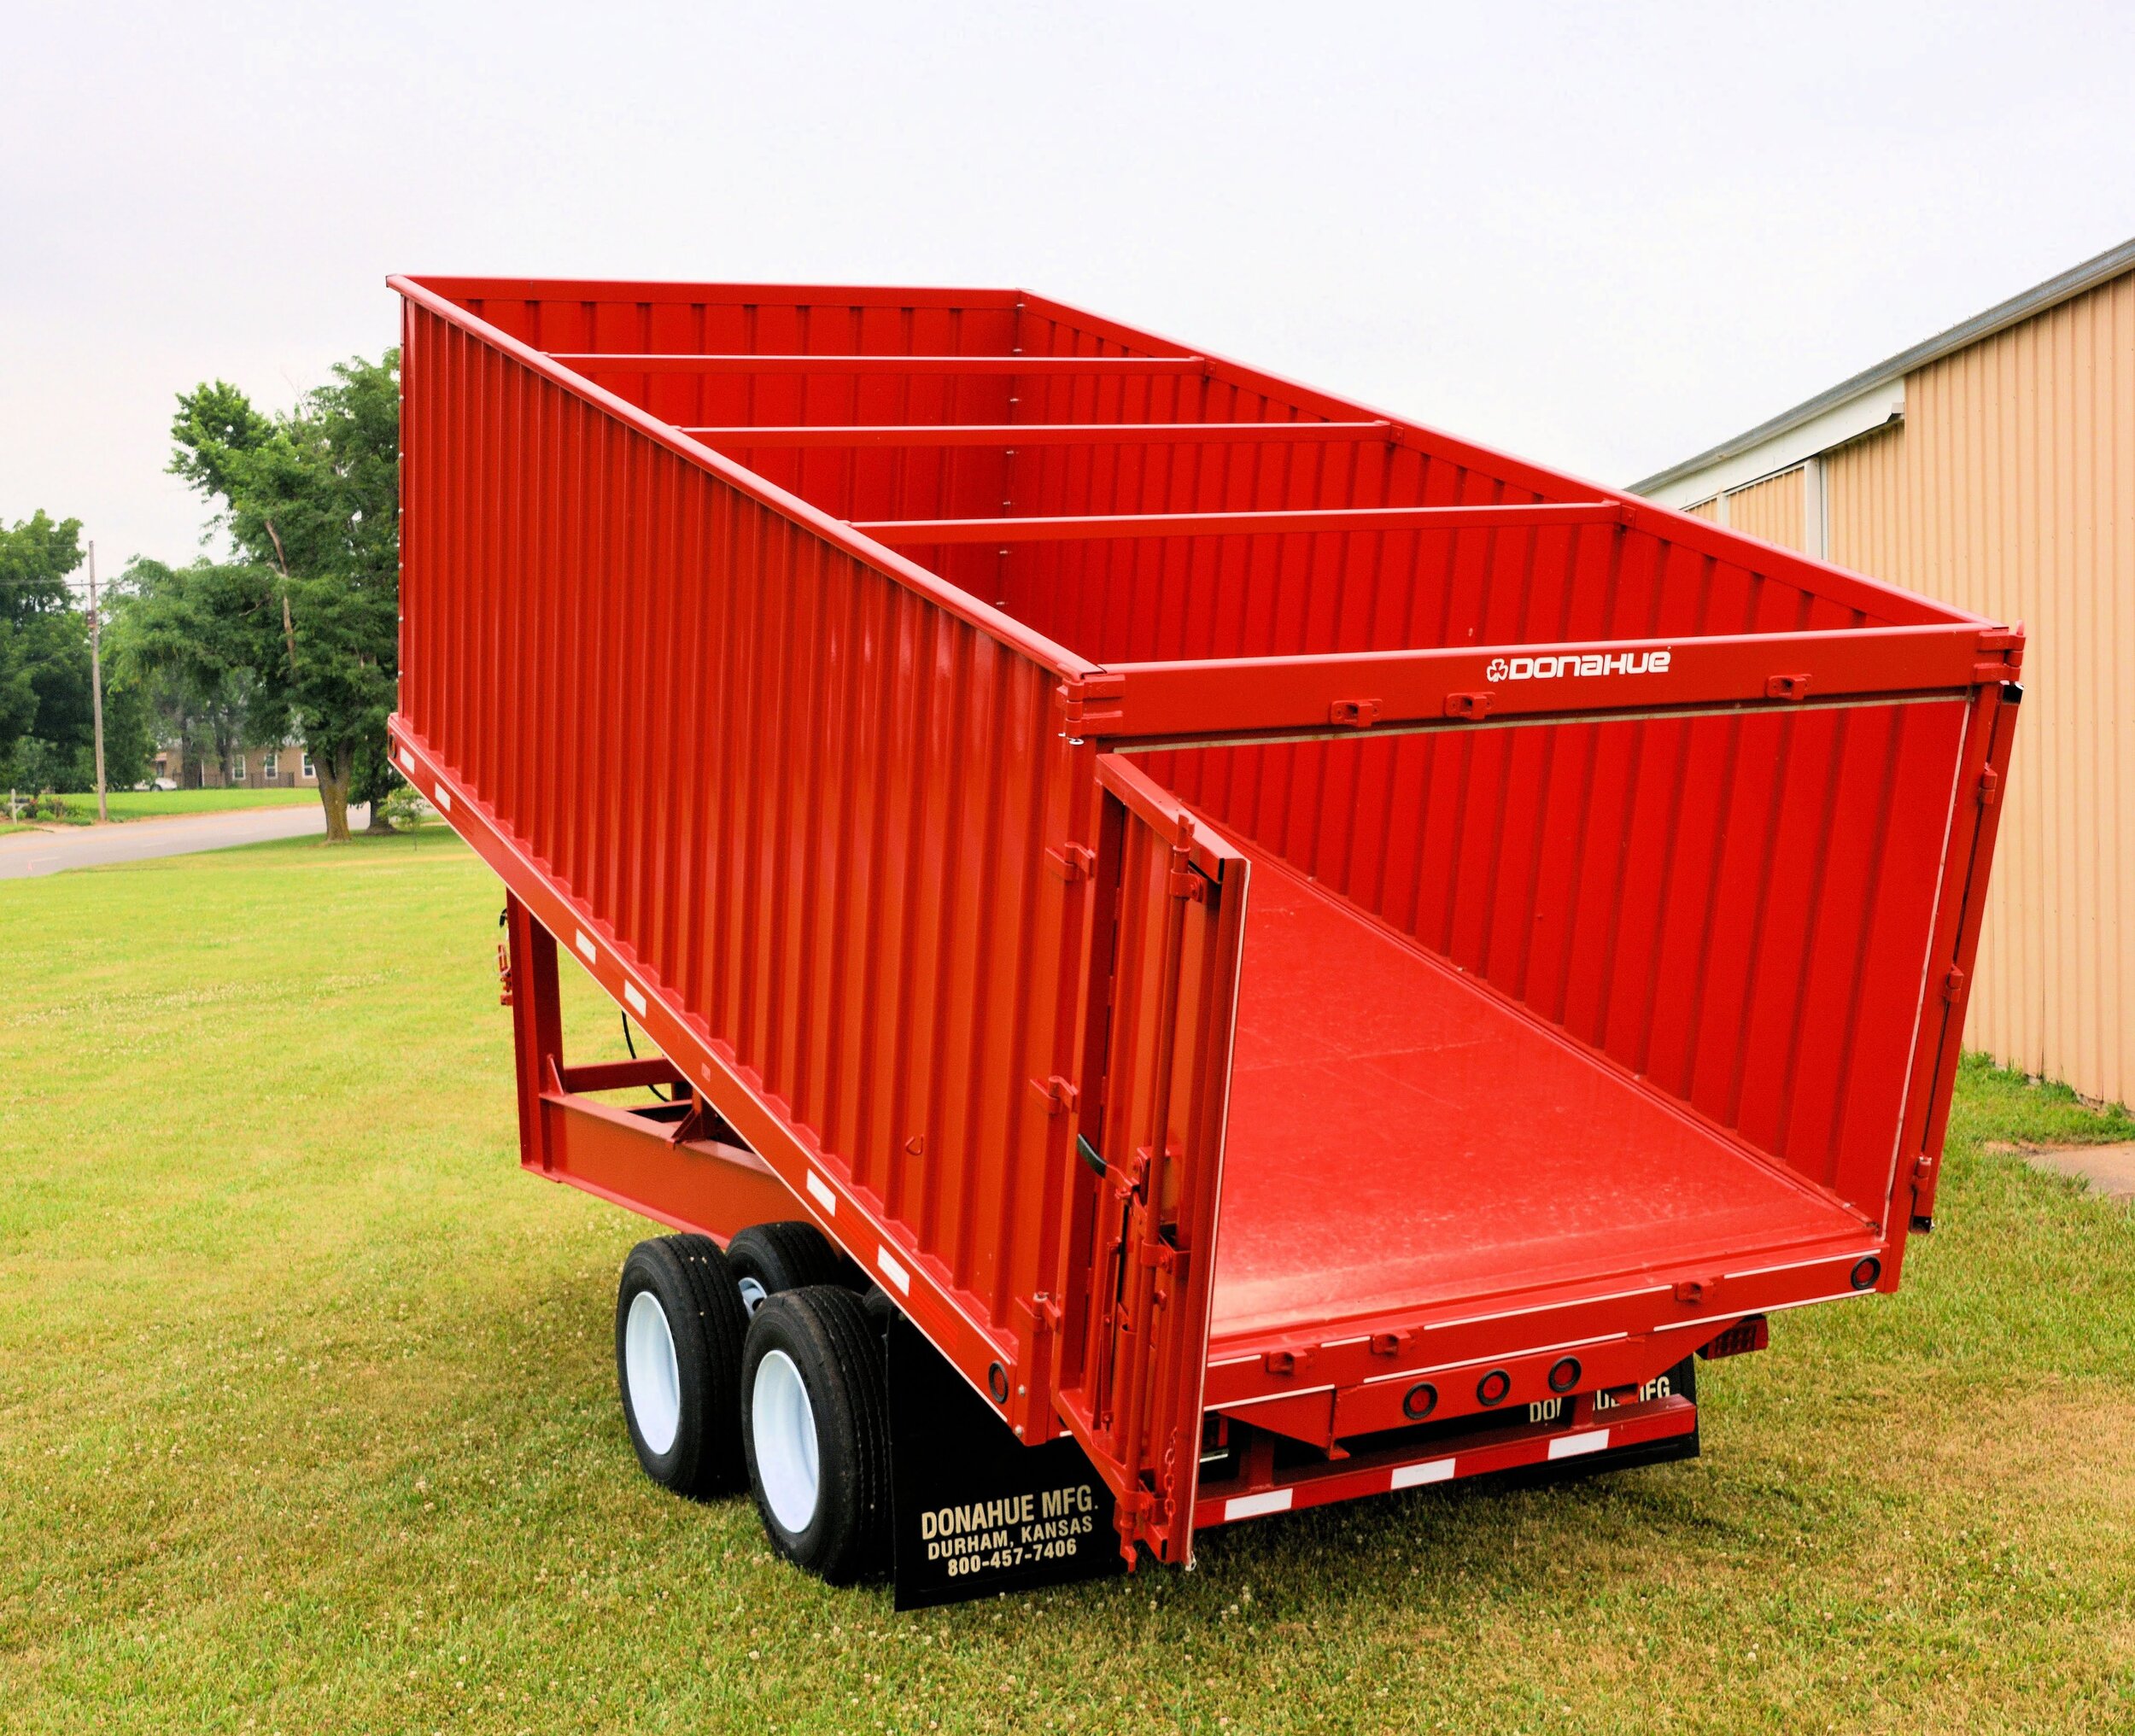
[1765,672,1811,701]
[1029,1075,1079,1114]
[1329,698,1380,728]
[1046,842,1097,882]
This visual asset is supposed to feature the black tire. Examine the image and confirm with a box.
[740,1286,893,1584]
[728,1220,863,1318]
[614,1234,749,1498]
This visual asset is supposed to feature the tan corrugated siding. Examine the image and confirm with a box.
[1723,465,1809,551]
[1826,267,2135,1103]
[1683,497,1721,522]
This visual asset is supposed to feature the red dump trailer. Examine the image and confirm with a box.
[387,275,2020,1604]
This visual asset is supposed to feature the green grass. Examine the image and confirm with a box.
[8,787,319,827]
[1951,1051,2135,1148]
[2,837,2132,1733]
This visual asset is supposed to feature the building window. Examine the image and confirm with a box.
[301,754,313,780]
[266,751,279,782]
[231,756,245,782]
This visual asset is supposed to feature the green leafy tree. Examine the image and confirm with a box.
[110,558,272,786]
[0,511,101,789]
[167,354,399,840]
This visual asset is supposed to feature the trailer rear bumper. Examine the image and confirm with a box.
[1194,1385,1699,1532]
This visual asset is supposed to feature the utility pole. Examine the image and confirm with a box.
[88,540,108,823]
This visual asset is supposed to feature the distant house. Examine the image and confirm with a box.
[1632,236,2135,1106]
[153,741,318,791]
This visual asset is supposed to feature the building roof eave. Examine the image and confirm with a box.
[1629,232,2135,501]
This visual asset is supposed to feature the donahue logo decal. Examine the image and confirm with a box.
[1486,648,1671,684]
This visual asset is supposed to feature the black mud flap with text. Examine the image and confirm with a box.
[888,1318,1124,1610]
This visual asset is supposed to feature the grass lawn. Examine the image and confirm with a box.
[7,788,319,828]
[2,834,2132,1733]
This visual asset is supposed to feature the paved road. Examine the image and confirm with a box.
[0,804,368,880]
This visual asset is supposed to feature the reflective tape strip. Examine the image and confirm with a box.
[1389,1458,1455,1490]
[1224,1489,1293,1522]
[805,1170,837,1214]
[1548,1429,1611,1461]
[876,1246,910,1294]
[431,784,452,811]
[575,931,597,963]
[623,983,646,1016]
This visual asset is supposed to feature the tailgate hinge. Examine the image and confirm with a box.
[1942,965,1968,1002]
[1168,868,1208,902]
[1056,674,1126,737]
[1135,1239,1185,1277]
[1029,1074,1079,1114]
[1977,766,2000,808]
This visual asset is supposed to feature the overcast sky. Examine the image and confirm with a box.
[6,1,2132,576]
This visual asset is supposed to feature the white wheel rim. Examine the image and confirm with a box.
[624,1289,682,1457]
[737,1275,769,1317]
[752,1348,820,1534]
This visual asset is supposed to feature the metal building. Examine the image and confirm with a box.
[1634,238,2135,1105]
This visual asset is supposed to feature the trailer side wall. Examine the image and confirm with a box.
[399,300,1089,1352]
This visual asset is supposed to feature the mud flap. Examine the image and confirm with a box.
[888,1318,1124,1610]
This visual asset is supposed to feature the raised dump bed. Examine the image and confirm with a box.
[387,275,2021,1603]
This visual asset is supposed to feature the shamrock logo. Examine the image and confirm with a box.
[1484,658,1509,682]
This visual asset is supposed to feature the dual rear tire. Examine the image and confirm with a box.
[613,1223,889,1583]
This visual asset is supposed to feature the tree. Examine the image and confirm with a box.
[108,558,271,786]
[167,354,399,840]
[0,511,147,792]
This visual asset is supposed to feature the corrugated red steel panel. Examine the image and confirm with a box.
[395,289,1104,1437]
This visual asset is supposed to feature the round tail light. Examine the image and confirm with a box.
[1477,1369,1511,1406]
[1402,1382,1438,1420]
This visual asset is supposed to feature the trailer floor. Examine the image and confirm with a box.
[1209,839,1874,1345]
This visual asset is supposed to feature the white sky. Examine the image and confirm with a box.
[5,1,2132,575]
